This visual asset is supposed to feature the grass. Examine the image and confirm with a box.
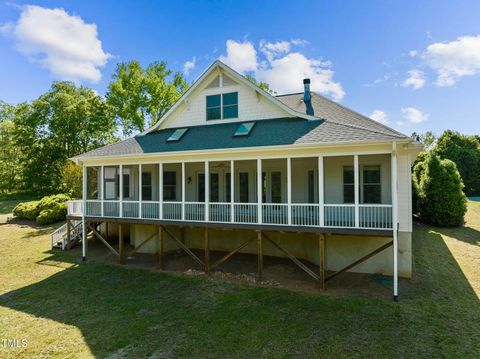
[0,203,479,358]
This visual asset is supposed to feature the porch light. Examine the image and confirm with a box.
[234,122,255,137]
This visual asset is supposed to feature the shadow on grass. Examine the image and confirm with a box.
[0,226,479,357]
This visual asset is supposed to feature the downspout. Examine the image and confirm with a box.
[391,141,398,301]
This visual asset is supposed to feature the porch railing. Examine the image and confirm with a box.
[74,200,392,230]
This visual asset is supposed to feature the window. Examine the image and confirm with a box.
[123,169,130,199]
[206,94,221,120]
[222,92,238,119]
[197,173,219,202]
[210,173,219,202]
[271,171,282,203]
[262,172,267,203]
[343,166,354,204]
[167,128,188,142]
[142,172,152,201]
[226,173,231,202]
[363,166,381,203]
[234,122,255,137]
[308,170,315,204]
[163,171,176,201]
[104,167,118,200]
[239,172,249,203]
[206,92,238,120]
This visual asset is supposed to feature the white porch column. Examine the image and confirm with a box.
[139,164,143,218]
[257,159,263,224]
[287,157,292,225]
[205,161,210,221]
[354,155,359,227]
[82,165,87,261]
[159,162,163,220]
[230,160,234,222]
[391,142,399,301]
[318,156,324,227]
[100,165,104,217]
[119,164,123,218]
[181,162,185,220]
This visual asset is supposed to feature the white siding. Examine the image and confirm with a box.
[159,72,291,129]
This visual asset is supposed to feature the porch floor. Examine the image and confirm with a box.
[68,215,393,237]
[79,237,394,298]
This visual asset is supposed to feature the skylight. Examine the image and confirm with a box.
[167,128,188,142]
[234,122,255,137]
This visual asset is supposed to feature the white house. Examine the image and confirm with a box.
[59,60,422,300]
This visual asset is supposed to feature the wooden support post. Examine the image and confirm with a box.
[211,236,256,270]
[257,230,263,281]
[161,225,204,268]
[88,223,119,258]
[319,234,325,290]
[118,223,124,264]
[127,228,157,257]
[66,219,71,250]
[158,225,164,269]
[262,232,320,281]
[204,228,210,275]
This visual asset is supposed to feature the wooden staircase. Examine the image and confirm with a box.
[51,220,83,250]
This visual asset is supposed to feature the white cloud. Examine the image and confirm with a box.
[409,50,418,57]
[259,40,292,61]
[219,40,257,73]
[1,5,110,83]
[183,57,196,75]
[401,69,425,89]
[422,35,480,86]
[401,107,430,124]
[369,110,389,124]
[219,39,345,101]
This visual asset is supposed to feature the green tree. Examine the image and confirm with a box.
[433,130,480,196]
[413,153,467,226]
[61,161,83,199]
[411,131,436,151]
[13,82,116,193]
[106,60,189,135]
[0,101,22,193]
[245,75,276,95]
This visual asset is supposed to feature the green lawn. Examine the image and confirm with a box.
[0,203,479,358]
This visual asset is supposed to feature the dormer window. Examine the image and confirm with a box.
[206,92,238,120]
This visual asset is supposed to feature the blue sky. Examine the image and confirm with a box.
[1,1,479,136]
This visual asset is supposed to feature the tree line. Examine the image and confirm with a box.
[0,61,189,196]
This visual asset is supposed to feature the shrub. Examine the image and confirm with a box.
[13,194,71,224]
[13,201,40,220]
[36,202,67,225]
[413,154,467,227]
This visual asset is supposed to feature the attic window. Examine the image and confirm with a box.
[206,92,238,120]
[167,128,188,142]
[234,122,255,137]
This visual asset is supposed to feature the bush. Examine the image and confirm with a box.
[13,201,40,220]
[36,202,67,225]
[13,194,71,224]
[413,154,467,226]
